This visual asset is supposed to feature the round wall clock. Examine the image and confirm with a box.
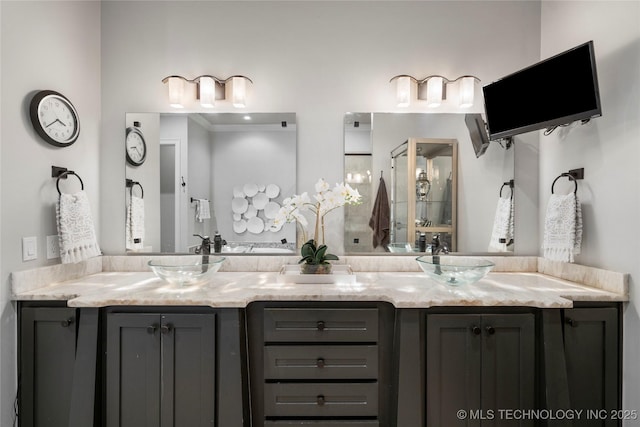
[125,126,147,166]
[29,90,80,147]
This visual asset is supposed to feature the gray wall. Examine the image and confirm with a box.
[539,0,640,417]
[0,1,101,425]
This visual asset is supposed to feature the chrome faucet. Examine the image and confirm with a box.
[431,235,449,275]
[193,234,211,255]
[431,235,449,255]
[193,234,211,272]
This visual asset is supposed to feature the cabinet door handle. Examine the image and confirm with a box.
[316,395,325,406]
[316,320,326,331]
[486,326,495,335]
[161,324,173,334]
[472,326,482,335]
[566,318,576,327]
[147,324,158,334]
[60,317,74,327]
[316,358,325,368]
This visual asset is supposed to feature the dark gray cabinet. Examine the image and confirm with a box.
[17,299,621,427]
[426,313,536,426]
[563,307,619,426]
[106,312,216,427]
[19,306,77,427]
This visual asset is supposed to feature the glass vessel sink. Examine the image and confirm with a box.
[415,255,494,286]
[148,256,225,285]
[387,243,416,253]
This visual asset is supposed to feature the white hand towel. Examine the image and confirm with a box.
[126,195,145,250]
[488,196,514,252]
[196,199,211,222]
[543,193,583,262]
[56,191,101,264]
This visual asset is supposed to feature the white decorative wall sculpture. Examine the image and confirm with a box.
[231,183,281,234]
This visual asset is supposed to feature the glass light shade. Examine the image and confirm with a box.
[230,77,247,108]
[199,76,215,108]
[396,76,411,107]
[167,77,185,108]
[459,76,475,108]
[426,77,444,107]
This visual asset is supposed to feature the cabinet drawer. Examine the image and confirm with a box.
[265,421,379,427]
[264,308,378,342]
[264,383,378,417]
[264,345,378,380]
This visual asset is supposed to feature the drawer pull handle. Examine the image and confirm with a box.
[472,326,481,335]
[60,317,74,327]
[316,358,325,368]
[486,326,495,335]
[316,320,326,331]
[147,324,158,334]
[566,318,576,327]
[161,324,173,334]
[317,394,325,406]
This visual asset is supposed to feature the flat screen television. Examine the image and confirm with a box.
[482,40,602,140]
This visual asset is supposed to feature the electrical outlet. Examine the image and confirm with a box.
[47,235,60,259]
[22,236,37,261]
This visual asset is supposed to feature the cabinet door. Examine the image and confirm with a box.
[426,314,482,426]
[20,307,77,427]
[481,314,536,426]
[106,313,161,427]
[426,314,536,427]
[564,308,618,427]
[160,313,216,427]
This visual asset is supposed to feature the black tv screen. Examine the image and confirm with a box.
[483,41,602,140]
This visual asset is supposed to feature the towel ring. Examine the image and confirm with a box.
[130,182,144,199]
[551,173,578,195]
[499,180,514,199]
[56,171,84,195]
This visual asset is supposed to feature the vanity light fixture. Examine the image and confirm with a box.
[161,74,253,109]
[390,74,480,108]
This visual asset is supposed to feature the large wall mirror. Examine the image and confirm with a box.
[125,112,297,254]
[344,113,514,254]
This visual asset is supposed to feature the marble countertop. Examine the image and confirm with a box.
[12,269,627,309]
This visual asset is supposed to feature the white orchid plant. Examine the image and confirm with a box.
[273,178,362,251]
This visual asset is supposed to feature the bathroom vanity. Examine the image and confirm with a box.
[12,256,627,427]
